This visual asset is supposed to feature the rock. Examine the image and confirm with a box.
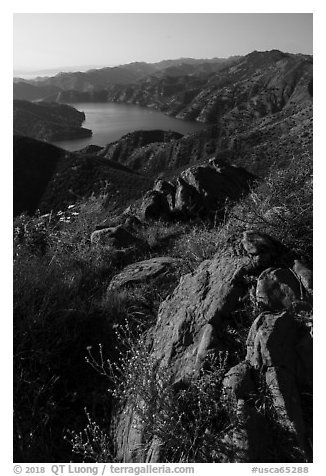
[174,177,203,216]
[153,179,176,209]
[180,162,254,213]
[90,225,146,250]
[152,250,262,384]
[293,260,313,294]
[139,190,170,221]
[230,399,272,462]
[246,311,297,370]
[245,311,312,458]
[295,326,313,388]
[124,215,143,229]
[108,257,180,291]
[223,361,256,399]
[256,267,303,311]
[265,366,306,454]
[114,244,264,462]
[241,231,279,267]
[114,405,145,463]
[113,231,313,463]
[136,163,255,222]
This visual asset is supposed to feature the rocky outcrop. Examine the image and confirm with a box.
[137,161,255,221]
[113,230,312,463]
[90,225,146,252]
[223,310,313,461]
[151,252,258,383]
[108,257,180,291]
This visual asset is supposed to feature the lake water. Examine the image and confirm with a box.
[52,102,207,151]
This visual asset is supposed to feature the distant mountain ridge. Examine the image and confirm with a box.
[13,56,239,100]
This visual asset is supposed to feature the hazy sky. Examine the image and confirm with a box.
[13,13,312,74]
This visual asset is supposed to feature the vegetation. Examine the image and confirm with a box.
[13,148,312,462]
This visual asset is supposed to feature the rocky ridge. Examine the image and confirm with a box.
[111,230,312,462]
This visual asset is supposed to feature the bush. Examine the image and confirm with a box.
[13,198,133,462]
[229,153,313,263]
[105,329,237,463]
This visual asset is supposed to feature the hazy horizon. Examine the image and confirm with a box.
[14,13,312,77]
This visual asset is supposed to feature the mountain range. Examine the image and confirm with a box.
[13,56,239,101]
[13,50,312,215]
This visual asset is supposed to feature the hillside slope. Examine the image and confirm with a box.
[13,135,153,215]
[86,50,312,176]
[13,100,92,142]
[106,50,312,123]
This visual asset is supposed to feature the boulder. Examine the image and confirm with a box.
[180,162,254,213]
[151,251,262,383]
[124,215,143,229]
[265,366,306,451]
[90,225,146,250]
[245,311,312,458]
[139,190,170,221]
[227,399,272,463]
[174,177,203,216]
[246,311,297,370]
[293,260,313,294]
[223,361,256,400]
[113,405,145,463]
[153,179,176,210]
[256,267,303,311]
[241,230,279,267]
[108,257,180,291]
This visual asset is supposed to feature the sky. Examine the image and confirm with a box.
[13,13,313,75]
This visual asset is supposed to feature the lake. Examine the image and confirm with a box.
[52,102,207,151]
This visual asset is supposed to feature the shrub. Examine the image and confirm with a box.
[104,328,237,463]
[68,410,114,463]
[229,153,313,263]
[13,198,130,462]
